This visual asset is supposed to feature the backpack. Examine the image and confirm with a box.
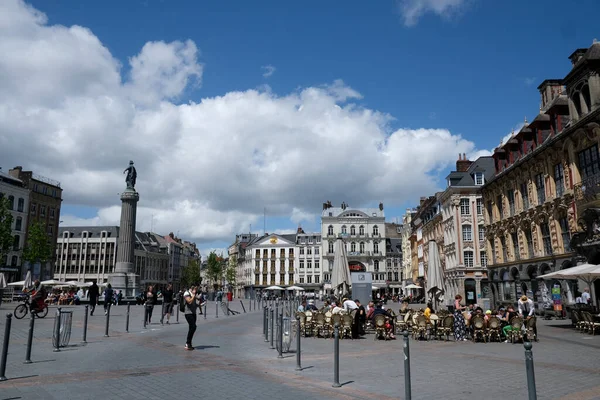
[179,292,186,313]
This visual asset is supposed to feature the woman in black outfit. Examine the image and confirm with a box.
[144,285,156,324]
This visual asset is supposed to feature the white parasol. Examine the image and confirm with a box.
[265,285,284,291]
[426,240,445,309]
[0,273,7,289]
[22,270,32,292]
[331,238,351,296]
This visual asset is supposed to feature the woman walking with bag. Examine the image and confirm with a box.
[144,285,157,325]
[183,286,199,350]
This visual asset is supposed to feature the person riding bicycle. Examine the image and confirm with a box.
[29,279,47,312]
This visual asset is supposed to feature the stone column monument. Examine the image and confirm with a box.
[110,161,140,297]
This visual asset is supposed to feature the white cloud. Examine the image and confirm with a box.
[398,0,470,27]
[1,0,488,244]
[524,77,536,86]
[261,64,276,78]
[290,208,315,225]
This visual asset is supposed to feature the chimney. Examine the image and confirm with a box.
[569,48,588,67]
[456,153,473,172]
[169,232,174,238]
[296,226,305,234]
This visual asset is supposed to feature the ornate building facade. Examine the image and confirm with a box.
[483,42,600,308]
[321,201,387,287]
[245,233,296,290]
[0,170,29,282]
[440,155,494,305]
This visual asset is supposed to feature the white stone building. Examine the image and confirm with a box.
[295,229,322,293]
[0,170,29,282]
[399,209,417,289]
[55,226,169,291]
[244,233,296,290]
[321,202,386,287]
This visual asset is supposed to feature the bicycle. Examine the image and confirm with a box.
[14,294,49,319]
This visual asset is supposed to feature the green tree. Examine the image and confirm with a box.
[180,258,201,289]
[206,251,224,290]
[0,198,14,266]
[225,256,236,287]
[22,221,53,267]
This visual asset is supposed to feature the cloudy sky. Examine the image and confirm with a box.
[1,0,598,256]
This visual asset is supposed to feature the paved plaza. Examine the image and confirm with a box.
[0,300,599,400]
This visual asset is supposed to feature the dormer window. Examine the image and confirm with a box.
[474,172,484,185]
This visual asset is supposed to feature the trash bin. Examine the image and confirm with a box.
[52,309,73,348]
[276,317,295,353]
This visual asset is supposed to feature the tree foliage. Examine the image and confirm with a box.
[180,258,201,289]
[225,256,236,287]
[22,221,53,264]
[0,198,14,265]
[206,251,224,289]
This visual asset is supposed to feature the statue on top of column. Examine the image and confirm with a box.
[123,160,137,189]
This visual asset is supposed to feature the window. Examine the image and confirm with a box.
[341,225,347,234]
[359,242,365,253]
[280,260,285,270]
[521,182,530,210]
[474,172,484,185]
[307,276,312,284]
[12,235,19,251]
[255,250,260,259]
[255,260,259,270]
[394,272,399,281]
[299,247,304,255]
[476,198,483,215]
[314,275,320,284]
[578,144,600,180]
[488,239,495,264]
[350,242,356,252]
[315,260,320,269]
[30,203,36,214]
[464,251,474,267]
[350,225,356,235]
[307,247,312,255]
[500,236,507,263]
[299,277,305,284]
[559,217,571,252]
[496,195,503,219]
[288,274,294,285]
[535,173,545,204]
[299,260,304,269]
[541,222,552,255]
[374,242,379,253]
[49,208,55,218]
[327,225,333,236]
[480,251,487,267]
[263,249,268,258]
[40,205,46,217]
[511,232,520,260]
[359,225,365,236]
[15,217,22,231]
[554,163,564,197]
[271,249,276,258]
[328,260,333,271]
[314,247,319,255]
[486,201,493,222]
[478,225,485,241]
[373,225,379,236]
[307,260,312,269]
[462,225,472,241]
[10,256,18,267]
[507,189,515,217]
[7,196,14,210]
[374,260,379,272]
[289,248,294,258]
[460,198,470,215]
[17,198,24,212]
[328,241,334,253]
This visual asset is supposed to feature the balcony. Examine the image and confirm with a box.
[575,172,600,211]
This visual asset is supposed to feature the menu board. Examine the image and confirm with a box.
[551,284,562,312]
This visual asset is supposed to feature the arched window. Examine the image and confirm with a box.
[374,260,379,272]
[359,225,365,236]
[7,195,14,210]
[10,256,17,266]
[17,198,24,212]
[328,241,334,254]
[341,225,347,234]
[12,235,19,251]
[582,84,591,113]
[351,242,356,252]
[373,225,379,236]
[327,225,333,236]
[359,242,365,253]
[374,241,379,253]
[350,225,356,235]
[15,217,22,231]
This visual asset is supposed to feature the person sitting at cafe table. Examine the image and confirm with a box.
[424,302,434,323]
[502,305,519,342]
[371,303,395,339]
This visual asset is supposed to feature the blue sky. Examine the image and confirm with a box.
[17,0,600,253]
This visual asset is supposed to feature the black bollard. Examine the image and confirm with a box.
[295,315,302,371]
[0,313,12,381]
[524,342,538,400]
[240,299,246,313]
[403,331,412,400]
[270,308,275,349]
[160,302,166,325]
[332,323,341,388]
[278,311,284,358]
[83,305,89,344]
[264,307,269,342]
[176,300,180,323]
[125,303,130,333]
[104,303,111,337]
[276,303,279,325]
[216,301,219,319]
[24,312,35,364]
[53,308,62,352]
[203,302,207,320]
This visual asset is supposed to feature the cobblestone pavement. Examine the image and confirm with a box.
[0,300,599,400]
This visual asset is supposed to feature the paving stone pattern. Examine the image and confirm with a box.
[0,300,599,400]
